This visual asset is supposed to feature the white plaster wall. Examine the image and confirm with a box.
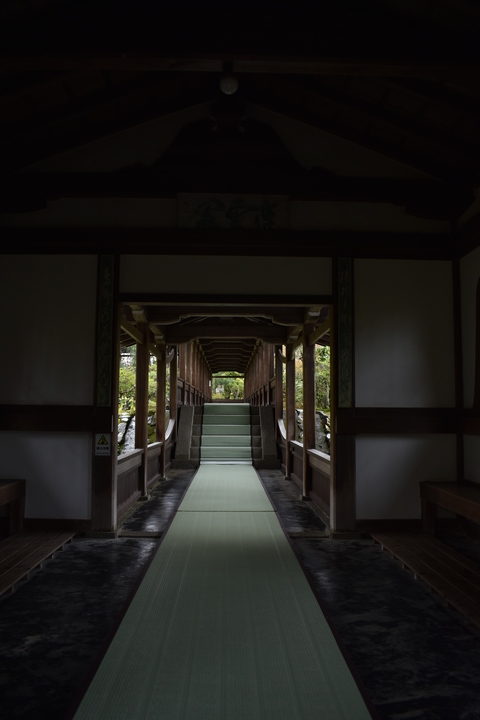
[120,255,332,295]
[356,435,457,519]
[460,246,480,408]
[0,433,91,519]
[464,435,480,485]
[355,259,455,407]
[0,255,97,404]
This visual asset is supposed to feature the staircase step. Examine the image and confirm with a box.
[203,415,250,425]
[203,403,250,416]
[201,436,251,447]
[202,425,251,435]
[201,447,252,459]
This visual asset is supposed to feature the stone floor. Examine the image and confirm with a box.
[1,468,480,719]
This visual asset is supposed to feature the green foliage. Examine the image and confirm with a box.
[211,374,244,400]
[294,344,330,413]
[118,365,136,415]
[118,356,168,417]
[315,345,330,413]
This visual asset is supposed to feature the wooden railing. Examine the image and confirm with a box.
[278,425,331,527]
[117,419,176,520]
[117,449,143,519]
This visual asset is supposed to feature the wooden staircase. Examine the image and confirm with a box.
[200,403,252,464]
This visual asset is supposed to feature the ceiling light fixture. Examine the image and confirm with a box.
[219,61,239,96]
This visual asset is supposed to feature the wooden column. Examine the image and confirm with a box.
[180,343,186,384]
[332,257,356,532]
[185,343,191,402]
[91,255,119,532]
[302,332,315,499]
[194,342,199,403]
[275,346,284,426]
[169,346,178,435]
[453,259,464,482]
[285,343,295,480]
[156,343,167,481]
[135,326,149,498]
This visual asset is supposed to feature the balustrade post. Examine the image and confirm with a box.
[169,345,178,438]
[135,325,149,498]
[302,331,316,499]
[275,345,283,427]
[285,343,295,480]
[156,342,167,481]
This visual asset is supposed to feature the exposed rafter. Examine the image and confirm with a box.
[245,76,479,182]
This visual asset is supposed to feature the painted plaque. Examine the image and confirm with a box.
[177,193,289,229]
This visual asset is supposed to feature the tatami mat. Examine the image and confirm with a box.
[74,467,372,720]
[179,465,273,513]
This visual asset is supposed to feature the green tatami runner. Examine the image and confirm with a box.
[179,465,273,512]
[74,465,372,720]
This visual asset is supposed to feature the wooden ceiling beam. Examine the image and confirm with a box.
[0,77,214,171]
[1,54,479,79]
[200,343,255,351]
[0,227,454,259]
[1,172,471,218]
[309,77,480,170]
[246,77,477,183]
[147,306,306,326]
[120,318,144,345]
[164,323,288,344]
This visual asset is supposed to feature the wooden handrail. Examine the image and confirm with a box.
[117,449,143,474]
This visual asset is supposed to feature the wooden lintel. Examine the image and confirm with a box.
[0,228,454,260]
[1,173,468,216]
[164,324,288,344]
[148,305,306,326]
[1,54,478,79]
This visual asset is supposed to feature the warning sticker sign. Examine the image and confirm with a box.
[95,433,111,456]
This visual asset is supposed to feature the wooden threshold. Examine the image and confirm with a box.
[371,532,480,630]
[0,531,75,597]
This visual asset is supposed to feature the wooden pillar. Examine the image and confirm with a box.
[156,343,167,481]
[285,343,295,480]
[453,259,464,482]
[302,333,315,499]
[185,342,191,400]
[92,254,120,532]
[194,342,199,403]
[275,346,283,426]
[169,346,178,434]
[135,327,150,498]
[180,343,186,383]
[332,257,356,532]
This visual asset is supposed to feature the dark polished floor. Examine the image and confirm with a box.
[1,467,480,720]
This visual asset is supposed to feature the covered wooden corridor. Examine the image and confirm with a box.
[2,1,480,717]
[116,298,334,533]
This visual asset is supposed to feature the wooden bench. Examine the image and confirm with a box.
[0,531,74,597]
[0,479,25,536]
[372,531,480,629]
[420,480,480,535]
